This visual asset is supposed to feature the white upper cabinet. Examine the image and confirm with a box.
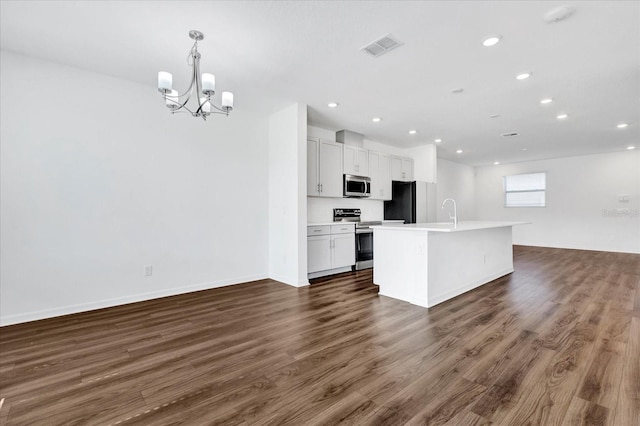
[369,150,392,200]
[343,145,369,177]
[308,138,343,197]
[391,155,414,181]
[307,138,320,196]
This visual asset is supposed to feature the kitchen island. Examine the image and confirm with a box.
[373,221,528,308]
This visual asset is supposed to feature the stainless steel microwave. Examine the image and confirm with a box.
[344,174,371,198]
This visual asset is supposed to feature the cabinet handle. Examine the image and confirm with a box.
[320,183,323,192]
[313,229,322,232]
[317,183,320,193]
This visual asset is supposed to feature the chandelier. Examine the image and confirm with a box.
[157,30,234,120]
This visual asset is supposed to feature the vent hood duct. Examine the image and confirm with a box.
[336,130,364,147]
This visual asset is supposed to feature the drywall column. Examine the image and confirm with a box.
[268,103,309,286]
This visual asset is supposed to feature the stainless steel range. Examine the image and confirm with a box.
[333,208,381,271]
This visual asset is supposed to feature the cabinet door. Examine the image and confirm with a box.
[307,139,320,196]
[402,158,414,181]
[307,235,331,273]
[331,233,355,269]
[380,153,392,200]
[356,147,369,176]
[391,156,403,180]
[391,156,414,181]
[368,151,382,200]
[343,145,357,175]
[319,140,343,197]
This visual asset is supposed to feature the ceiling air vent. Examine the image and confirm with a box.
[361,34,403,57]
[501,132,520,137]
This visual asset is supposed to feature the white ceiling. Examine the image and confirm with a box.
[1,1,638,166]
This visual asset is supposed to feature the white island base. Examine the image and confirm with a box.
[373,222,527,308]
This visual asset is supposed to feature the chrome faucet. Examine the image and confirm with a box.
[442,198,458,227]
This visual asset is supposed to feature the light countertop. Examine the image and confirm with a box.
[372,221,529,233]
[308,220,404,226]
[308,222,355,227]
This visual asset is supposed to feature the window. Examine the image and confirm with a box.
[504,172,546,207]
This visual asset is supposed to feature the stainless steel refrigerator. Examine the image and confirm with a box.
[384,181,436,223]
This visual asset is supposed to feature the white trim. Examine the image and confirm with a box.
[0,273,267,327]
[269,273,310,288]
[307,266,352,280]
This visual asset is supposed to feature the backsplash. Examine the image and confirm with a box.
[307,197,384,223]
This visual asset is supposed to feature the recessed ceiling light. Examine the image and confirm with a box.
[434,138,442,143]
[617,123,629,128]
[540,98,553,104]
[327,102,339,108]
[482,35,502,47]
[409,130,417,134]
[521,148,529,151]
[627,146,636,150]
[557,113,568,119]
[489,114,501,118]
[494,161,500,165]
[456,149,463,154]
[372,117,382,123]
[516,72,531,80]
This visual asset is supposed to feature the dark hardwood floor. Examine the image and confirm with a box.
[1,246,639,425]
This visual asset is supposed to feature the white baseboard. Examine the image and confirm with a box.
[307,266,352,280]
[269,273,310,288]
[0,273,268,327]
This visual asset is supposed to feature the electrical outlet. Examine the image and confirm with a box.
[144,265,153,276]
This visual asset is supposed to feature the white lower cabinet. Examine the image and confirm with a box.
[307,224,355,277]
[307,235,332,273]
[331,232,356,269]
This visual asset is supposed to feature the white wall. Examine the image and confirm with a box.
[307,197,384,223]
[0,51,270,325]
[404,144,437,183]
[475,151,640,253]
[436,159,476,222]
[268,104,308,287]
[308,125,336,141]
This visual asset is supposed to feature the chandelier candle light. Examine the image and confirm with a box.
[158,30,234,120]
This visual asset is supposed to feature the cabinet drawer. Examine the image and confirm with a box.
[307,225,331,236]
[331,224,355,234]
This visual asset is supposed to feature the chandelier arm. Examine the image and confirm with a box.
[164,91,193,112]
[175,103,196,115]
[209,104,228,113]
[207,110,230,116]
